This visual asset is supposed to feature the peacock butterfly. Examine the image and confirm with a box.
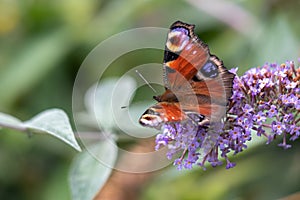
[139,21,235,129]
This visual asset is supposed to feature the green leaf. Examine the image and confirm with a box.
[252,17,299,65]
[0,109,81,151]
[84,76,136,131]
[25,109,81,152]
[81,76,156,138]
[0,112,26,131]
[0,29,70,110]
[69,141,117,200]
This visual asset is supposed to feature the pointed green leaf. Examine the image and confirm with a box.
[25,109,81,151]
[0,29,70,109]
[69,141,117,200]
[0,112,25,131]
[83,77,157,137]
[84,76,136,131]
[253,17,298,64]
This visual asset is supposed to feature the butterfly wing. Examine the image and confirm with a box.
[139,102,186,129]
[163,21,210,90]
[187,55,235,117]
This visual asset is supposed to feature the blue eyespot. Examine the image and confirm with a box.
[171,27,189,36]
[201,61,218,78]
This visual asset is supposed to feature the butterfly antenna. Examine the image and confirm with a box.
[135,70,157,93]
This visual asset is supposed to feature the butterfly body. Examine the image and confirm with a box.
[139,21,235,129]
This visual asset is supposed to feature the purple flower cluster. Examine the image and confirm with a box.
[155,61,300,170]
[228,61,300,149]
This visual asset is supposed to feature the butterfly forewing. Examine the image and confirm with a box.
[163,21,210,90]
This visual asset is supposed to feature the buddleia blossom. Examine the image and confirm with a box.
[155,61,300,170]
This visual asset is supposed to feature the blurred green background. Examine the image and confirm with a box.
[0,0,299,199]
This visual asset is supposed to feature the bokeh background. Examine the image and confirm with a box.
[0,0,299,199]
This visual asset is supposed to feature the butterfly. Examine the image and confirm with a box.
[139,21,235,129]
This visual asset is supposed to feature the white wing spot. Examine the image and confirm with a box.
[186,44,192,50]
[193,50,197,54]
